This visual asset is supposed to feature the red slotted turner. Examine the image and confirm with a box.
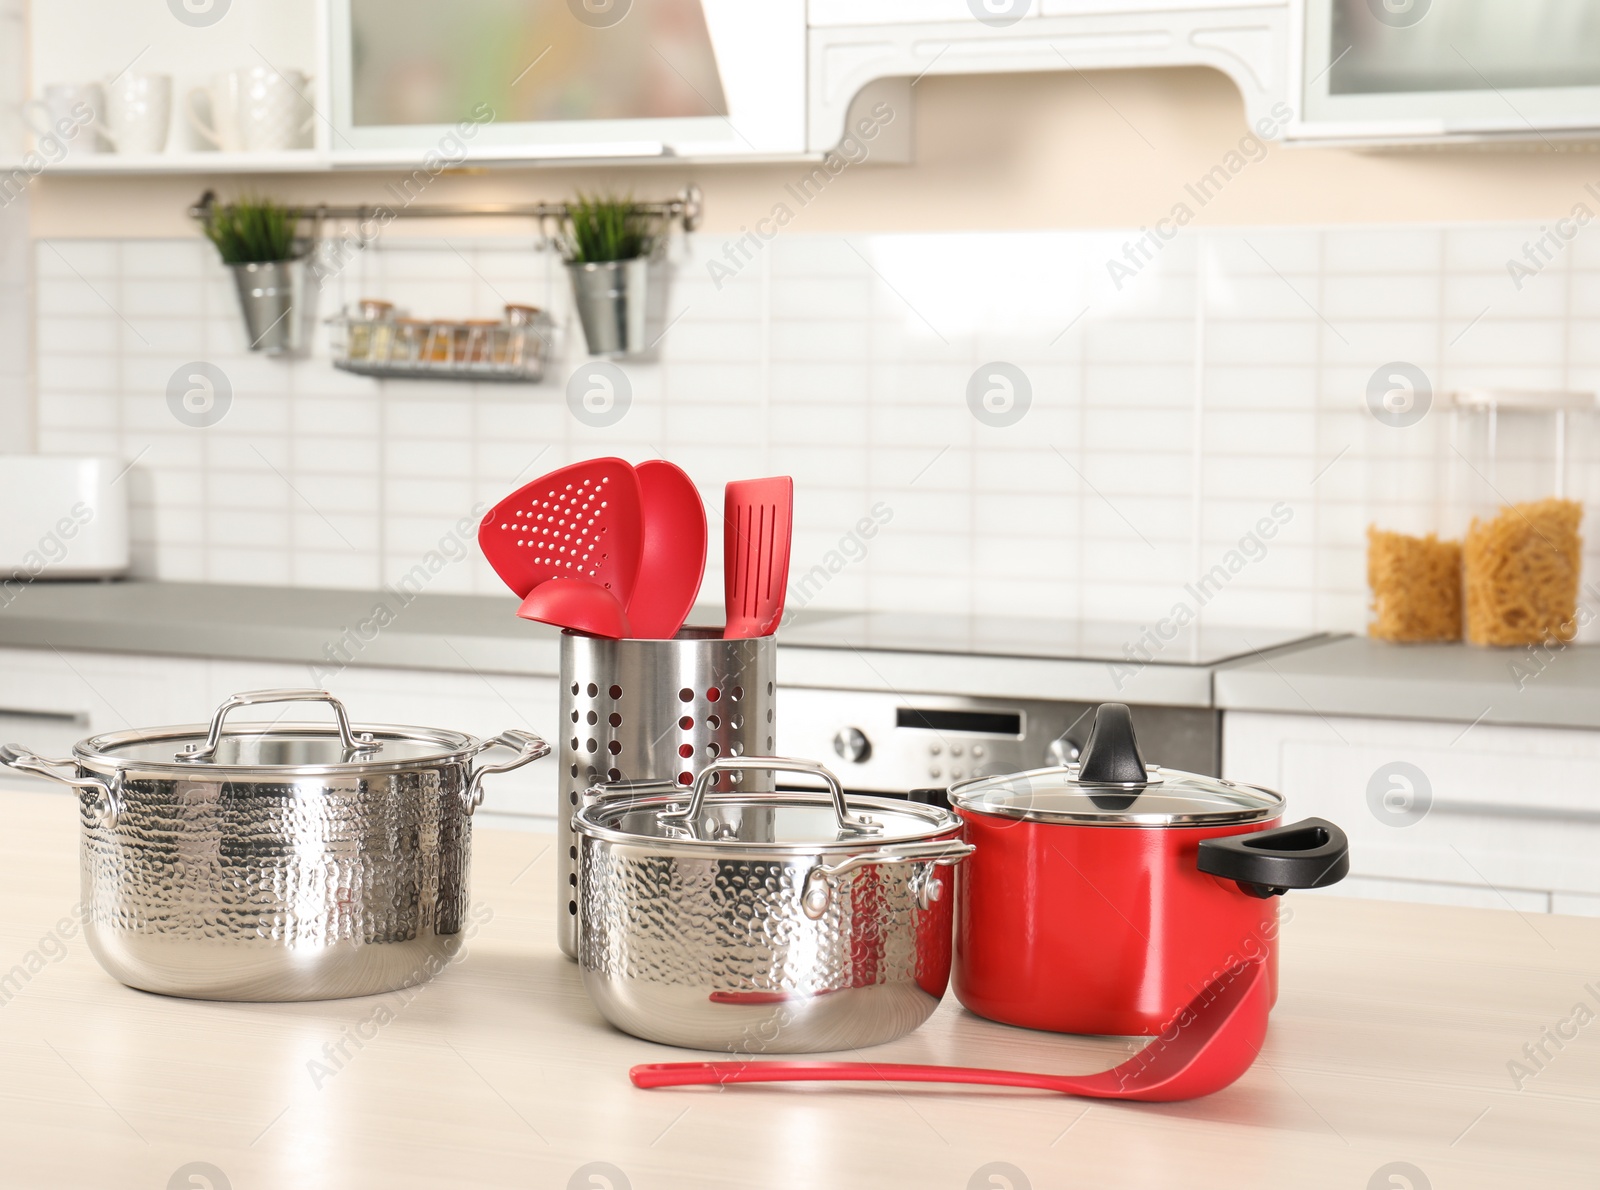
[723,476,793,639]
[479,459,644,634]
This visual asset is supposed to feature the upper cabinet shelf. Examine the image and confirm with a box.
[18,0,806,173]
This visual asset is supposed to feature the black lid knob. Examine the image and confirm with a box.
[1076,703,1149,787]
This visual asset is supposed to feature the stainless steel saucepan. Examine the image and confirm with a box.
[0,689,549,1002]
[575,757,973,1053]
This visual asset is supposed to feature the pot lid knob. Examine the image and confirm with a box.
[1075,703,1149,787]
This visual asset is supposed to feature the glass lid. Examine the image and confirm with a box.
[948,703,1283,827]
[74,690,479,774]
[576,759,959,852]
[83,725,476,771]
[948,766,1282,826]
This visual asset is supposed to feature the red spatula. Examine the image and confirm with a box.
[631,957,1267,1103]
[723,476,793,639]
[629,460,707,640]
[479,459,644,635]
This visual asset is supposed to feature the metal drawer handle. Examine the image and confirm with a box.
[801,839,975,919]
[658,756,882,836]
[177,689,380,763]
[464,729,551,815]
[0,744,124,828]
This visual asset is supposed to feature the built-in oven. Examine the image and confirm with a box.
[775,687,1221,799]
[327,0,806,160]
[1295,0,1600,142]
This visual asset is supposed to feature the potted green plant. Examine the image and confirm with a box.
[202,197,307,355]
[560,193,657,358]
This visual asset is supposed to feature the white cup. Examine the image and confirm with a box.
[23,83,106,156]
[99,73,173,155]
[188,67,314,153]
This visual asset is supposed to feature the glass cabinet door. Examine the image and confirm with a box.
[1303,0,1600,133]
[349,0,726,128]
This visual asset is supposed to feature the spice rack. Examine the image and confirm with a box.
[328,306,554,383]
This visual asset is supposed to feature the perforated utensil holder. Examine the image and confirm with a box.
[556,628,777,958]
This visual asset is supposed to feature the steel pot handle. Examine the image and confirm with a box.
[176,689,380,763]
[802,839,976,919]
[1196,817,1350,899]
[464,729,551,815]
[658,757,881,836]
[0,744,125,828]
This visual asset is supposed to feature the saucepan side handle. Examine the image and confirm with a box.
[1196,817,1350,899]
[0,744,124,828]
[464,729,551,815]
[801,838,976,919]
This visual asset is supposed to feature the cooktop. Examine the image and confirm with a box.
[773,610,1327,668]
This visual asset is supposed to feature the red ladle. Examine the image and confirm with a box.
[517,579,631,639]
[631,958,1267,1103]
[629,460,707,640]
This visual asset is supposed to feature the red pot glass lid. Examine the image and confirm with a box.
[947,703,1281,827]
[947,764,1283,827]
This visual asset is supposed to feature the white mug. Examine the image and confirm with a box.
[99,73,172,155]
[23,83,105,156]
[188,67,314,153]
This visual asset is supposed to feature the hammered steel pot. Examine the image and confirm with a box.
[0,689,549,1002]
[556,629,777,959]
[574,757,973,1053]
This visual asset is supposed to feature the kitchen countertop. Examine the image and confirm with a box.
[1215,633,1600,730]
[0,581,1325,707]
[1,787,1595,1189]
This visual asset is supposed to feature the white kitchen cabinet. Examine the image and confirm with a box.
[808,1,1040,26]
[1292,0,1600,144]
[806,4,1290,152]
[1223,709,1600,917]
[18,0,808,171]
[0,647,561,828]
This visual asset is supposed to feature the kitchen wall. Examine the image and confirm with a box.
[0,0,29,448]
[30,67,1600,242]
[31,219,1600,637]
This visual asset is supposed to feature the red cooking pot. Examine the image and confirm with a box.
[947,703,1348,1037]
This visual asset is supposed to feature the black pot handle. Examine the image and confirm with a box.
[1196,817,1350,899]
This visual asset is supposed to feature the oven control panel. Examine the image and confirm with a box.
[777,688,1220,794]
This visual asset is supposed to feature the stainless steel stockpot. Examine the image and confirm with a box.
[0,689,549,1002]
[574,757,973,1053]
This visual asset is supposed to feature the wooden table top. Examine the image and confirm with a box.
[0,787,1595,1190]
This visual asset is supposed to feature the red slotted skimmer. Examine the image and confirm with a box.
[723,476,793,639]
[479,458,644,605]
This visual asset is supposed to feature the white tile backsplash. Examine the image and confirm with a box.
[21,222,1600,637]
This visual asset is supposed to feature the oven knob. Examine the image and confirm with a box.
[833,727,871,764]
[929,743,942,756]
[972,744,985,759]
[950,767,962,779]
[950,744,963,758]
[928,765,942,779]
[1047,736,1082,767]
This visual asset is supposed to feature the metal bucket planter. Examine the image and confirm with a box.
[230,257,307,355]
[567,257,649,358]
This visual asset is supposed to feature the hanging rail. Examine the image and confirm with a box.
[186,184,703,235]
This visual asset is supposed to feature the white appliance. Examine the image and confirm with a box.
[326,0,805,160]
[0,456,130,580]
[1296,0,1600,142]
